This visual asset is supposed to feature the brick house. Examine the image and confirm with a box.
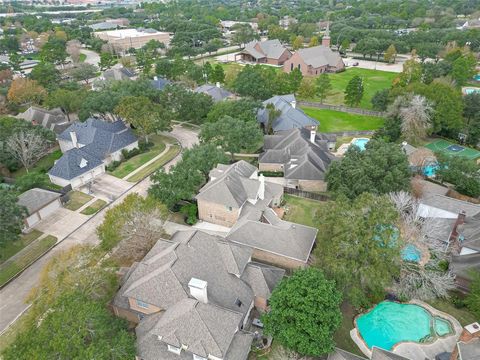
[283,45,345,76]
[235,39,292,65]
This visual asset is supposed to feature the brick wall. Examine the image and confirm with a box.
[197,199,240,227]
[252,248,306,270]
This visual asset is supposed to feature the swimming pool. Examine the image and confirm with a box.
[464,87,480,95]
[351,138,370,151]
[401,244,421,262]
[356,301,453,351]
[423,163,438,177]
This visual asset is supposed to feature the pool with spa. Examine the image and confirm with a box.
[356,301,453,351]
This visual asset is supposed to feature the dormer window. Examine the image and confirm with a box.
[167,345,181,355]
[234,298,242,307]
[79,158,88,168]
[136,299,149,309]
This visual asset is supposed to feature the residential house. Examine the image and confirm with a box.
[17,188,62,229]
[279,16,297,30]
[449,323,480,360]
[194,83,235,102]
[17,106,71,135]
[195,161,283,227]
[450,254,480,291]
[103,67,136,81]
[150,76,171,91]
[259,128,337,191]
[257,94,320,133]
[112,230,284,360]
[48,118,138,188]
[283,45,345,76]
[235,39,292,66]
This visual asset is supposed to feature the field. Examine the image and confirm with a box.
[302,107,385,132]
[425,139,480,160]
[300,68,397,109]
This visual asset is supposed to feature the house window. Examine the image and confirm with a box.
[167,345,181,355]
[193,355,207,360]
[290,63,293,71]
[226,206,233,211]
[297,64,301,70]
[136,299,149,309]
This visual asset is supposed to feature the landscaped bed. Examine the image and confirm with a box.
[0,235,57,287]
[302,107,385,133]
[64,191,93,211]
[0,229,43,264]
[108,134,169,179]
[126,144,181,182]
[80,199,107,215]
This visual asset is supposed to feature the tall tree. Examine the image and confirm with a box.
[7,78,47,105]
[399,95,432,144]
[181,144,229,177]
[315,73,332,103]
[231,24,258,47]
[39,37,67,65]
[451,52,476,86]
[46,89,86,122]
[384,44,397,63]
[115,96,170,142]
[262,268,342,356]
[200,115,263,159]
[313,193,401,309]
[30,62,61,90]
[69,63,98,84]
[344,75,364,107]
[0,189,27,248]
[6,130,50,172]
[326,139,411,199]
[99,52,116,71]
[297,77,316,99]
[292,35,304,50]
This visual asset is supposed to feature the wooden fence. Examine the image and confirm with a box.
[284,187,330,201]
[298,101,386,117]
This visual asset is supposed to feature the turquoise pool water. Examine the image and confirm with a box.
[423,164,438,177]
[356,302,453,350]
[464,88,480,95]
[402,244,421,262]
[474,74,480,81]
[352,138,369,151]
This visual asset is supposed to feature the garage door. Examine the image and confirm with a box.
[26,213,40,228]
[38,200,61,219]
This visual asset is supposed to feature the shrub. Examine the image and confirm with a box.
[180,203,198,225]
[106,160,121,171]
[259,171,284,177]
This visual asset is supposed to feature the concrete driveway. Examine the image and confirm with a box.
[83,173,132,201]
[34,208,89,239]
[0,125,199,333]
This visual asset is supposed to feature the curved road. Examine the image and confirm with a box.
[0,126,198,334]
[80,48,101,67]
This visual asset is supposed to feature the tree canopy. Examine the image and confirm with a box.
[0,189,27,248]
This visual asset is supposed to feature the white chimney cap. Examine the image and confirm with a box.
[188,278,207,289]
[465,322,480,334]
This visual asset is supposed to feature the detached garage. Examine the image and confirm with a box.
[17,188,62,230]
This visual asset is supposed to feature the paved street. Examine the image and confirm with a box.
[0,125,198,333]
[79,48,100,67]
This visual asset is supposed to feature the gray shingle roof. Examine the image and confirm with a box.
[241,39,289,60]
[196,161,260,208]
[17,106,69,134]
[194,84,233,102]
[115,230,254,316]
[458,213,480,252]
[450,253,480,280]
[257,94,319,132]
[458,338,480,360]
[260,128,336,181]
[48,147,104,180]
[17,188,61,215]
[89,21,119,31]
[420,195,480,218]
[327,348,368,360]
[295,45,343,68]
[371,347,411,360]
[227,208,318,263]
[150,77,171,90]
[103,67,136,81]
[241,262,285,299]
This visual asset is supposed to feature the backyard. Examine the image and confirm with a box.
[299,68,397,110]
[302,107,385,132]
[283,194,325,228]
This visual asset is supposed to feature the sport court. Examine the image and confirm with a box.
[425,139,480,161]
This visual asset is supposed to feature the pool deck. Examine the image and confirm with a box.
[351,299,463,359]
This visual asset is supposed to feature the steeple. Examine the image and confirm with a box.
[322,21,331,47]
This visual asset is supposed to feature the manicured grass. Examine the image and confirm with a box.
[12,148,62,178]
[302,107,385,133]
[0,235,57,287]
[109,135,169,178]
[126,145,181,182]
[64,191,93,211]
[426,298,478,326]
[80,199,107,215]
[300,67,397,109]
[283,194,325,228]
[0,229,43,264]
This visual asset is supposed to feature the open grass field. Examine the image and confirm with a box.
[425,139,480,160]
[302,107,385,133]
[0,229,43,264]
[64,191,93,211]
[126,144,181,182]
[80,199,107,215]
[0,235,57,287]
[301,68,397,110]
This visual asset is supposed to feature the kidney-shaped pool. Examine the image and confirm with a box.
[356,301,453,351]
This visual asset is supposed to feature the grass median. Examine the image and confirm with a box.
[80,199,107,215]
[126,145,181,183]
[64,191,93,211]
[0,230,43,264]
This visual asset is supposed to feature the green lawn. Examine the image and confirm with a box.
[0,235,57,287]
[427,298,478,326]
[126,145,181,183]
[283,194,325,228]
[80,199,107,215]
[64,191,93,211]
[300,67,397,109]
[302,107,385,133]
[79,53,87,62]
[12,148,63,178]
[109,135,168,179]
[0,229,43,264]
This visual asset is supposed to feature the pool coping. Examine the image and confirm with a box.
[350,299,463,358]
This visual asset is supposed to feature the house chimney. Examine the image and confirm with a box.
[216,82,221,88]
[451,210,467,243]
[322,21,331,47]
[188,278,208,304]
[154,76,158,81]
[310,129,316,144]
[291,99,296,108]
[258,174,265,200]
[70,131,78,148]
